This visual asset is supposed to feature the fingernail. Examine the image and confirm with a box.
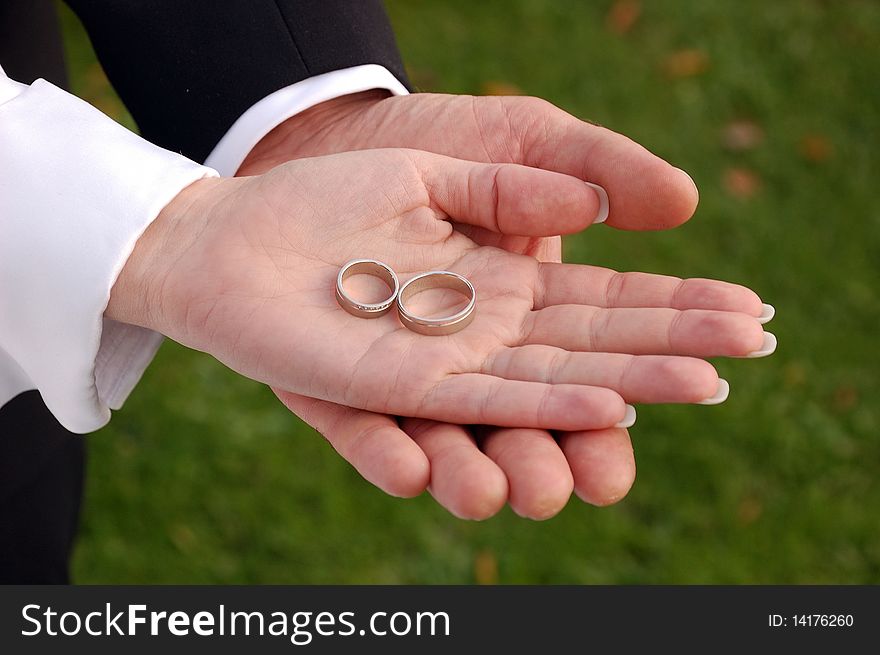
[744,331,777,358]
[614,404,637,428]
[674,166,699,200]
[585,182,609,224]
[758,303,775,324]
[698,378,730,405]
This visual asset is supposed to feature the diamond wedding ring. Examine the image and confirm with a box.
[396,271,476,336]
[335,259,400,318]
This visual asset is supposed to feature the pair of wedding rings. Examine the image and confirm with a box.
[335,259,476,336]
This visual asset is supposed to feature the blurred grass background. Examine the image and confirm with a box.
[59,0,879,583]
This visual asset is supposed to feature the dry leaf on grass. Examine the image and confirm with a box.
[481,80,524,96]
[736,496,764,526]
[606,0,642,35]
[474,549,499,585]
[832,385,859,412]
[723,167,762,199]
[722,120,765,152]
[798,133,834,163]
[662,49,710,78]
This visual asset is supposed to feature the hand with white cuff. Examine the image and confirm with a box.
[108,146,773,518]
[227,92,775,518]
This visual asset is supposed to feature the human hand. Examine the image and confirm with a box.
[109,147,766,427]
[235,92,767,518]
[239,90,699,231]
[107,146,770,518]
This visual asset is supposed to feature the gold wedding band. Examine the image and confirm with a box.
[335,259,400,318]
[397,271,476,336]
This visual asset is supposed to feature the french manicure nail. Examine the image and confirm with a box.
[585,182,609,224]
[745,331,777,358]
[758,303,775,324]
[698,378,730,405]
[674,166,699,200]
[614,404,637,429]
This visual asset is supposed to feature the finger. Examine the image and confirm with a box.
[413,151,605,236]
[538,262,766,317]
[489,346,723,404]
[508,96,699,230]
[424,375,628,430]
[523,305,769,358]
[559,428,637,506]
[273,389,430,498]
[401,419,508,520]
[480,428,574,520]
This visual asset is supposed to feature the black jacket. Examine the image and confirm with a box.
[2,0,409,162]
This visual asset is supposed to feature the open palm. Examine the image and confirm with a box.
[228,95,773,517]
[138,148,765,435]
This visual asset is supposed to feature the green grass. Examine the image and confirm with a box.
[59,0,880,583]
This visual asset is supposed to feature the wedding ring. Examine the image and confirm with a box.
[397,271,476,336]
[335,259,400,318]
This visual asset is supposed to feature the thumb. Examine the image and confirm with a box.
[509,96,699,230]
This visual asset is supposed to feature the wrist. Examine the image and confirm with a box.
[106,176,226,330]
[237,89,390,176]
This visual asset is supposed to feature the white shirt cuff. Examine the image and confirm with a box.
[205,64,409,175]
[0,64,408,432]
[0,70,217,432]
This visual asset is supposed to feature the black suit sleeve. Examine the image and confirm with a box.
[0,0,67,87]
[64,1,409,162]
